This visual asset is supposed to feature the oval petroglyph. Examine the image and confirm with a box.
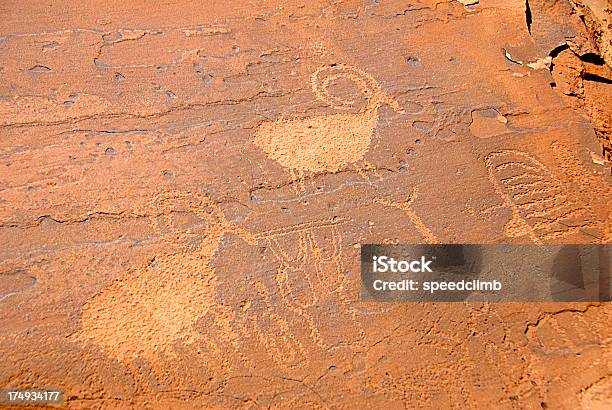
[485,150,599,243]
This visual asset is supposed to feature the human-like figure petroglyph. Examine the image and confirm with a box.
[376,188,439,244]
[70,192,255,380]
[485,150,598,242]
[256,218,348,308]
[248,217,363,361]
[254,64,404,189]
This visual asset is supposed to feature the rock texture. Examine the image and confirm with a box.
[0,0,611,408]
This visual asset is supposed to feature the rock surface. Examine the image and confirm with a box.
[0,0,611,408]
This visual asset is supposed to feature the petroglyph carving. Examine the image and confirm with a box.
[255,218,349,309]
[230,217,364,366]
[70,192,255,372]
[254,64,403,187]
[376,189,439,244]
[485,150,597,243]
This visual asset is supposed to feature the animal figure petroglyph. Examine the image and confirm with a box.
[485,150,597,242]
[254,64,403,189]
[70,192,255,379]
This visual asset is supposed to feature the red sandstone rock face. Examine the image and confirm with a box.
[0,0,610,408]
